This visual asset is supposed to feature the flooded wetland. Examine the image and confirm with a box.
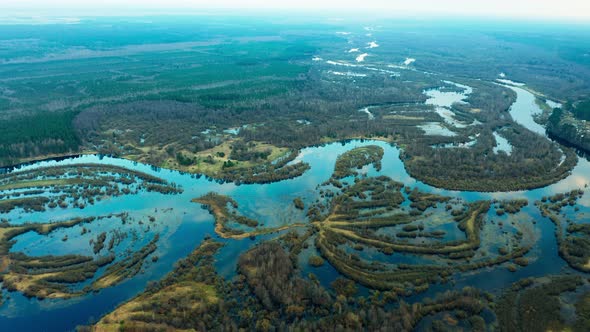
[1,15,590,331]
[1,83,590,330]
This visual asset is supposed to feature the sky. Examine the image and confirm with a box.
[2,0,590,21]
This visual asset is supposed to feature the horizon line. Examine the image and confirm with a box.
[0,9,589,26]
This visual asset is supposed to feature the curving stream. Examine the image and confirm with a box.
[1,84,589,331]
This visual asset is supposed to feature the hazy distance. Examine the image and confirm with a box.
[2,0,590,21]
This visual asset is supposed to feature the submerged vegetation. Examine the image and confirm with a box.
[312,176,532,293]
[193,193,305,239]
[0,213,163,300]
[495,198,529,216]
[91,234,160,290]
[536,189,590,272]
[0,215,143,299]
[0,137,585,331]
[0,164,182,214]
[0,163,182,302]
[192,171,535,302]
[2,14,590,332]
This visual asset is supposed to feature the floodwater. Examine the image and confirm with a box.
[0,81,589,331]
[493,131,513,155]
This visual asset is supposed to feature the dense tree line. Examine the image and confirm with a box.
[547,101,590,153]
[0,111,80,166]
[572,100,590,121]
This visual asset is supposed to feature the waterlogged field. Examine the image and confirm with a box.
[1,15,590,331]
